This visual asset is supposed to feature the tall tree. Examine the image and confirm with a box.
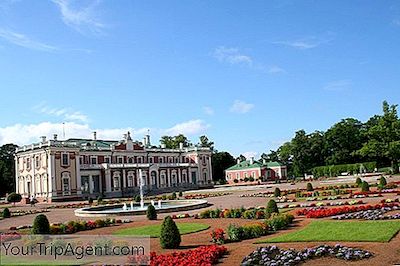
[198,135,214,150]
[160,134,191,149]
[0,144,18,195]
[358,101,400,172]
[211,151,236,181]
[325,118,363,165]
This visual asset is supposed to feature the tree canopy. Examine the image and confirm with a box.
[264,101,400,177]
[0,144,18,196]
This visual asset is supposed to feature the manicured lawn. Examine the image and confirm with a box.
[113,222,210,237]
[257,220,400,243]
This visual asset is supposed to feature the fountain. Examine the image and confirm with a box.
[74,169,208,217]
[139,169,145,209]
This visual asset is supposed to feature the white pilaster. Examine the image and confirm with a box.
[76,152,81,195]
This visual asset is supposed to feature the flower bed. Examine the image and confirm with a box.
[296,203,399,218]
[280,199,364,209]
[197,207,269,219]
[332,205,400,220]
[183,192,231,199]
[0,232,22,242]
[49,218,131,234]
[10,218,131,233]
[147,245,227,266]
[241,244,372,265]
[0,209,50,219]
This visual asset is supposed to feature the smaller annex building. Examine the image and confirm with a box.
[225,158,287,184]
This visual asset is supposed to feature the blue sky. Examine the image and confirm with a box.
[1,0,400,158]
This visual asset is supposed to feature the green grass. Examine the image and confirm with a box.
[257,220,400,243]
[113,222,210,237]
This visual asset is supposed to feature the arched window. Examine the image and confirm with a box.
[159,157,163,163]
[113,172,120,191]
[35,174,41,194]
[62,172,71,195]
[128,157,133,163]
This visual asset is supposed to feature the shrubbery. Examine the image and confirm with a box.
[160,216,181,249]
[356,177,362,187]
[146,205,157,220]
[312,162,377,178]
[379,176,387,189]
[135,195,141,202]
[361,181,370,192]
[274,188,281,197]
[32,214,50,234]
[306,183,314,191]
[266,213,294,231]
[2,208,11,218]
[7,193,22,205]
[266,200,279,214]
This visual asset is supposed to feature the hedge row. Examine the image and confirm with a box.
[311,162,377,178]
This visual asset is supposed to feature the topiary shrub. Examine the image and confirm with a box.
[146,204,157,220]
[88,197,93,204]
[97,195,103,204]
[274,187,281,197]
[171,192,177,200]
[178,191,183,197]
[243,177,249,182]
[160,216,181,249]
[32,214,50,234]
[233,179,239,183]
[379,176,387,189]
[266,200,279,214]
[135,195,141,203]
[306,183,314,191]
[7,193,22,206]
[361,181,370,192]
[249,177,255,182]
[2,207,11,218]
[356,177,362,187]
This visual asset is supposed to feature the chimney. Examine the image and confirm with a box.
[41,136,47,143]
[143,137,147,146]
[93,131,97,140]
[250,157,254,164]
[53,134,58,141]
[237,158,241,164]
[179,142,184,149]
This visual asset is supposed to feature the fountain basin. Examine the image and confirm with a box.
[74,199,208,217]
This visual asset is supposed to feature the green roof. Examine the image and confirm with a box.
[226,160,283,171]
[65,138,118,149]
[226,160,263,171]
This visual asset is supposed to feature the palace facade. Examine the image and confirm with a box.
[15,132,213,202]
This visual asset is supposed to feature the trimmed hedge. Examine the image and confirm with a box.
[311,162,377,178]
[146,205,157,220]
[266,200,279,215]
[160,216,181,249]
[2,208,11,218]
[32,214,50,234]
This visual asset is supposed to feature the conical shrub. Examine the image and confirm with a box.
[160,216,181,249]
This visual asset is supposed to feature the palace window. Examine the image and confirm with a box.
[117,156,123,164]
[137,157,142,163]
[149,157,153,163]
[104,156,110,163]
[26,157,31,170]
[91,156,97,165]
[61,153,69,166]
[35,156,40,168]
[128,175,133,187]
[159,157,163,163]
[62,172,71,195]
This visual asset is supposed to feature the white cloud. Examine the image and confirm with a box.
[230,100,255,114]
[203,106,214,115]
[52,0,105,35]
[213,46,252,65]
[323,79,352,91]
[0,28,57,51]
[273,35,334,50]
[164,119,210,136]
[34,103,88,123]
[0,119,210,146]
[242,151,258,159]
[267,65,286,74]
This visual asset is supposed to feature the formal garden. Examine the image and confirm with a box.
[1,175,400,265]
